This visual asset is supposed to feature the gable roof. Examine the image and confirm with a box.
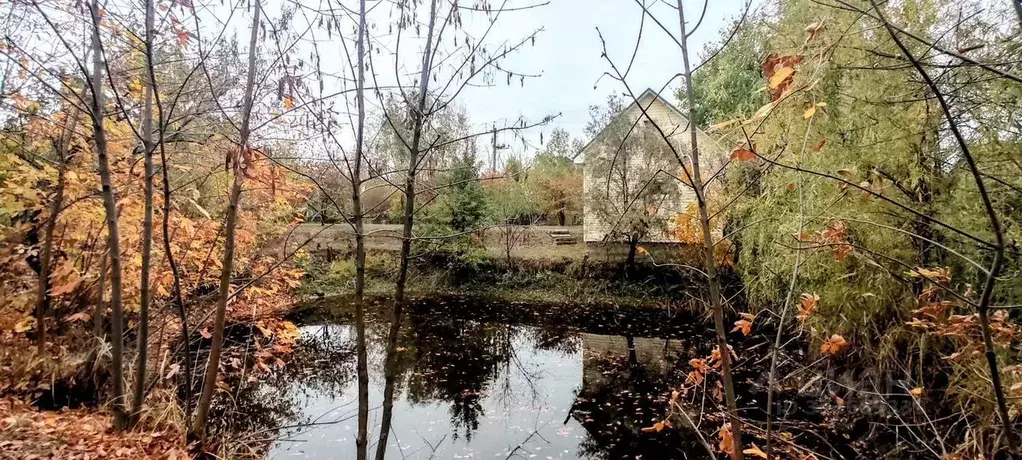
[574,88,726,165]
[573,88,689,164]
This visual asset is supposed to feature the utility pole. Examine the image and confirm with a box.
[491,123,506,172]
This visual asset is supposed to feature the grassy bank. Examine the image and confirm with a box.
[296,244,726,309]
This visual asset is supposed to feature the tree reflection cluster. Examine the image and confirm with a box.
[229,296,739,459]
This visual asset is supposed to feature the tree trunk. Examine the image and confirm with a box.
[191,0,261,438]
[34,139,67,354]
[130,0,156,425]
[152,34,193,435]
[93,250,107,339]
[376,2,438,458]
[676,1,744,458]
[89,0,128,428]
[352,1,370,458]
[558,208,565,226]
[625,234,638,270]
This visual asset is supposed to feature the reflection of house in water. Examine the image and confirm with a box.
[580,333,686,391]
[571,333,708,459]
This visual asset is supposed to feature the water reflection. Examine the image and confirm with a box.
[250,297,713,459]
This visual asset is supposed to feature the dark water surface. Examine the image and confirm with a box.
[250,296,724,459]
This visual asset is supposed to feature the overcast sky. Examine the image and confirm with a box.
[447,0,751,162]
[194,0,755,163]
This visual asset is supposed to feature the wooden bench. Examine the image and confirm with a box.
[547,229,578,245]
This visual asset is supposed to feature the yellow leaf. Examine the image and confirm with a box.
[803,105,816,119]
[255,321,273,337]
[836,169,856,181]
[14,316,36,333]
[751,101,777,120]
[909,387,925,397]
[744,443,768,459]
[768,66,795,89]
[708,118,740,131]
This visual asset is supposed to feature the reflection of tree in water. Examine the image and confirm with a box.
[215,325,358,449]
[402,313,518,441]
[531,325,582,354]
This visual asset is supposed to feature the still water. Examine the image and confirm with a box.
[245,297,719,459]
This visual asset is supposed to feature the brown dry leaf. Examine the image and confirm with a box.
[798,293,819,321]
[66,312,91,322]
[687,358,708,385]
[812,138,826,151]
[804,22,825,42]
[718,423,734,454]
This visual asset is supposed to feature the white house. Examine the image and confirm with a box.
[576,88,727,245]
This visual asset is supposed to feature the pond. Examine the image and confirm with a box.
[229,295,839,459]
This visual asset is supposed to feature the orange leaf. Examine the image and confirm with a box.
[732,314,754,336]
[641,421,666,433]
[283,96,295,110]
[821,334,848,355]
[812,138,826,151]
[731,147,756,162]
